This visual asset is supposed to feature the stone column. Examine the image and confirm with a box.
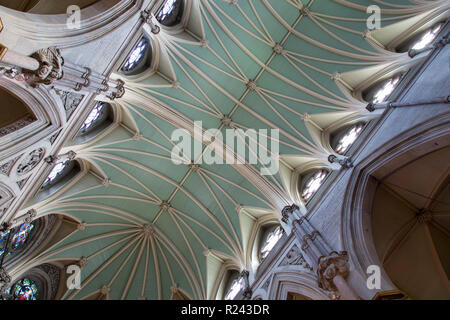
[1,49,40,71]
[282,204,360,300]
[0,46,125,100]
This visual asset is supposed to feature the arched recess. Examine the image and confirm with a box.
[236,207,280,274]
[0,79,64,160]
[0,86,34,133]
[1,215,58,269]
[151,0,204,38]
[0,0,142,50]
[3,263,61,300]
[266,271,329,300]
[370,146,450,299]
[342,115,450,300]
[365,7,449,52]
[21,157,108,211]
[206,252,241,300]
[113,26,176,85]
[116,0,205,85]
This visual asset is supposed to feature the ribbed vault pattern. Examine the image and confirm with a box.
[25,0,448,299]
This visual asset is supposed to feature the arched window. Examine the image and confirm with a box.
[0,223,35,258]
[156,0,184,27]
[396,22,445,52]
[330,122,366,155]
[121,36,152,75]
[259,225,283,261]
[300,169,329,202]
[362,74,403,104]
[77,102,113,137]
[41,160,80,191]
[5,278,38,300]
[1,264,61,300]
[224,271,245,300]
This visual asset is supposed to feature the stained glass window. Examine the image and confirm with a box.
[224,276,244,300]
[334,123,365,155]
[260,226,283,260]
[80,102,106,133]
[301,170,328,202]
[121,37,149,72]
[0,223,34,258]
[5,278,38,300]
[156,0,183,26]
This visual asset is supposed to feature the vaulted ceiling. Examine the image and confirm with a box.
[24,0,447,299]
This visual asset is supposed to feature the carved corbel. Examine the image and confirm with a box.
[317,251,350,292]
[27,47,64,87]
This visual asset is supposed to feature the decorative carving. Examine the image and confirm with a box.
[221,115,232,127]
[0,66,27,82]
[17,177,30,190]
[16,148,45,176]
[107,79,125,100]
[141,10,161,34]
[246,80,257,91]
[273,43,283,55]
[280,245,311,270]
[0,156,21,176]
[49,130,62,145]
[0,117,35,137]
[160,201,171,211]
[417,209,433,223]
[317,251,350,292]
[281,204,299,224]
[57,90,85,120]
[24,209,37,224]
[29,47,64,87]
[142,223,155,236]
[79,257,88,268]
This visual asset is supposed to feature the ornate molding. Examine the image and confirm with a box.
[16,148,45,176]
[281,204,299,223]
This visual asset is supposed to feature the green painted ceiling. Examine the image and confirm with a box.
[29,0,440,300]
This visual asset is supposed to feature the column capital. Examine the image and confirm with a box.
[281,204,299,223]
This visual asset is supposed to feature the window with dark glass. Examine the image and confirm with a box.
[396,21,445,53]
[330,122,366,155]
[301,169,329,202]
[362,74,404,104]
[259,225,283,261]
[156,0,184,27]
[41,160,80,191]
[121,36,152,75]
[223,270,244,300]
[77,102,113,137]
